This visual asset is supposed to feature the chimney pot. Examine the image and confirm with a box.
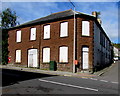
[97,18,102,24]
[92,11,98,18]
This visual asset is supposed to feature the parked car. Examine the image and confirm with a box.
[114,57,118,61]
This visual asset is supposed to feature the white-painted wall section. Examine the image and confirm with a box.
[93,22,112,69]
[93,22,101,67]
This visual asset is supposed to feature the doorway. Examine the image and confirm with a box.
[28,49,38,67]
[82,47,89,69]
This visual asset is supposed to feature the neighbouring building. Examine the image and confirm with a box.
[8,9,113,73]
[113,46,120,60]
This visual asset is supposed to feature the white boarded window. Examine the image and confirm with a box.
[43,48,50,63]
[82,21,90,36]
[59,46,68,62]
[60,22,68,37]
[30,28,36,40]
[16,30,21,42]
[44,25,50,39]
[15,50,21,63]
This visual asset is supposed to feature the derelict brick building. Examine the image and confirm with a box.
[8,9,113,73]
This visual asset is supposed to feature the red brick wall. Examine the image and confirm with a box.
[8,25,41,66]
[76,17,94,72]
[40,18,74,72]
[8,16,94,72]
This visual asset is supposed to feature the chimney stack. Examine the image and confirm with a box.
[92,11,98,18]
[92,11,102,24]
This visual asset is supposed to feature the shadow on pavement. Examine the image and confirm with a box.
[1,68,57,87]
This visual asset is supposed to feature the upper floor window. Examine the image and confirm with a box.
[16,30,21,42]
[60,22,68,37]
[82,21,90,36]
[15,50,21,63]
[44,25,50,39]
[59,46,68,63]
[30,28,36,40]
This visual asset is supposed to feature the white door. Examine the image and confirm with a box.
[28,49,38,67]
[29,54,33,67]
[82,47,89,69]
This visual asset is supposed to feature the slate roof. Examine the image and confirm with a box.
[8,9,112,43]
[9,9,94,29]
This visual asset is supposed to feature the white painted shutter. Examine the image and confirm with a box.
[59,47,68,62]
[43,48,50,63]
[82,21,90,36]
[16,50,21,62]
[60,22,68,37]
[16,30,21,42]
[44,25,50,39]
[30,28,36,40]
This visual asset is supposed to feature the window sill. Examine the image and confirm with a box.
[43,38,51,40]
[16,42,22,43]
[60,36,68,38]
[81,35,90,37]
[15,62,21,64]
[29,40,37,42]
[42,62,50,64]
[58,62,68,64]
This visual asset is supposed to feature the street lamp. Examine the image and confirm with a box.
[69,0,76,73]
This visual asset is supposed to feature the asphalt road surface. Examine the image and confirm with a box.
[1,67,118,95]
[96,61,119,83]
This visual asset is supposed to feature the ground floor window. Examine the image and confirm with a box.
[43,47,50,63]
[59,46,68,63]
[15,50,21,63]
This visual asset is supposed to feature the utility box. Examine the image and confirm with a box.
[49,61,57,71]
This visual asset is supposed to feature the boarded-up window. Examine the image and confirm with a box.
[44,25,50,39]
[43,48,50,63]
[16,50,21,63]
[60,22,68,37]
[16,30,21,42]
[30,28,36,40]
[59,46,68,62]
[82,21,90,36]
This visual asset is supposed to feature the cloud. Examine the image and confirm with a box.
[1,0,119,2]
[2,2,60,24]
[100,3,118,43]
[73,2,118,43]
[1,2,118,43]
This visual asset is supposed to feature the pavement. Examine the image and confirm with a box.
[0,62,117,79]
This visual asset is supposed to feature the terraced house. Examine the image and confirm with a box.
[8,9,113,73]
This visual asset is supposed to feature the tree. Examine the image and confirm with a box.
[0,8,19,64]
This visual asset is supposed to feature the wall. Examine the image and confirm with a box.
[40,18,74,72]
[8,15,112,72]
[76,17,94,72]
[8,25,41,67]
[93,22,112,70]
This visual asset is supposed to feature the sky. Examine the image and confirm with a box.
[1,0,119,43]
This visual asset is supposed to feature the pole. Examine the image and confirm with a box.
[73,7,76,73]
[69,0,76,73]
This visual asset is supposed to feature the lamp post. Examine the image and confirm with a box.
[69,0,76,73]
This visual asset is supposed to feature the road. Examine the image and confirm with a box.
[1,65,118,95]
[96,61,119,83]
